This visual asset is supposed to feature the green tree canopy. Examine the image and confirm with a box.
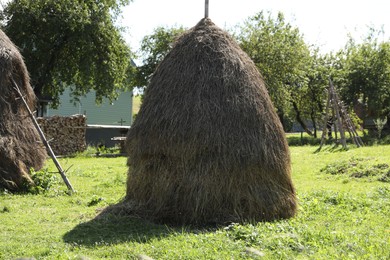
[338,30,390,119]
[289,49,329,137]
[237,11,312,131]
[1,0,133,105]
[132,26,185,88]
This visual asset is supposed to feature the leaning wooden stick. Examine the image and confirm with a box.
[12,78,75,192]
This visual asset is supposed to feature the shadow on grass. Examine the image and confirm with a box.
[314,144,349,153]
[63,212,172,246]
[287,136,321,146]
[63,203,223,246]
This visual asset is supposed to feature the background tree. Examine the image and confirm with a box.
[132,26,185,89]
[286,50,330,137]
[237,11,312,132]
[338,30,390,120]
[299,50,338,137]
[0,0,133,105]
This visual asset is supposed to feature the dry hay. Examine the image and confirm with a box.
[0,29,47,191]
[122,18,297,225]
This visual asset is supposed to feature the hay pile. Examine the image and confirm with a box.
[122,18,296,224]
[0,29,47,191]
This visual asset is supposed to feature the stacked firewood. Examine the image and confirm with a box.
[37,115,86,155]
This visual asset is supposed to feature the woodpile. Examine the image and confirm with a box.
[37,115,86,156]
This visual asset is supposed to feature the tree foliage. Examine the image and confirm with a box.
[290,50,327,136]
[1,0,132,105]
[338,31,390,119]
[132,26,185,88]
[237,11,312,131]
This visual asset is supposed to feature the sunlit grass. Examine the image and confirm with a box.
[1,145,389,259]
[132,95,142,117]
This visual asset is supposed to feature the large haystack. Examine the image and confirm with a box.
[0,29,47,191]
[123,18,296,224]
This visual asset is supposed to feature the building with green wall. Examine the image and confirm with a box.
[46,88,132,148]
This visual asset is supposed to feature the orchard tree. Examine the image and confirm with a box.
[1,0,133,105]
[339,31,390,119]
[237,11,312,132]
[301,50,339,137]
[132,26,185,88]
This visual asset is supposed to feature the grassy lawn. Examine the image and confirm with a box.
[132,95,142,117]
[1,144,389,259]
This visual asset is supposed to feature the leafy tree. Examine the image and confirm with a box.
[237,11,312,132]
[339,31,390,120]
[300,50,339,137]
[1,0,133,106]
[132,26,185,89]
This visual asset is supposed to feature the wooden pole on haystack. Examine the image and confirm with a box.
[12,79,75,192]
[205,0,209,18]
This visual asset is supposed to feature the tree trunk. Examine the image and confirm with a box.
[292,101,313,136]
[310,109,317,138]
[277,110,286,131]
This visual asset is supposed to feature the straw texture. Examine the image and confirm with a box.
[0,29,47,191]
[122,18,296,224]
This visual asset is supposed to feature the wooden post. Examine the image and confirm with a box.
[205,0,209,18]
[332,94,338,142]
[12,79,75,192]
[319,78,363,151]
[330,80,347,148]
[319,87,331,150]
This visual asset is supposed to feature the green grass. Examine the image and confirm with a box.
[132,95,142,117]
[1,145,390,259]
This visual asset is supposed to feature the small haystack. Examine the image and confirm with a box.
[123,18,296,224]
[0,29,47,191]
